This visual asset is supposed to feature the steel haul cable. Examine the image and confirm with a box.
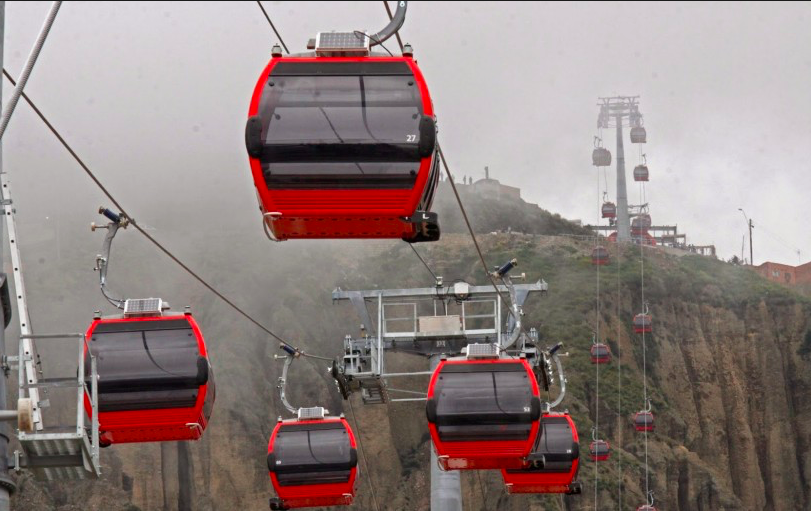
[616,236,623,509]
[1,69,331,362]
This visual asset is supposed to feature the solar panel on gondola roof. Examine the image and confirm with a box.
[317,31,368,49]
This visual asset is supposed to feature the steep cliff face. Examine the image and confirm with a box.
[9,194,811,510]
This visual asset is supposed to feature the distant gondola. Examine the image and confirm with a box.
[590,343,611,364]
[634,411,655,432]
[589,439,610,462]
[591,246,610,266]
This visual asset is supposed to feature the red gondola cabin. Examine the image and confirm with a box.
[634,411,655,432]
[633,313,652,334]
[501,413,581,494]
[637,506,657,511]
[590,343,611,364]
[84,305,215,445]
[601,202,616,219]
[592,147,611,167]
[246,47,440,242]
[633,164,649,182]
[630,126,647,144]
[268,408,358,509]
[589,439,610,462]
[591,246,610,266]
[426,353,541,470]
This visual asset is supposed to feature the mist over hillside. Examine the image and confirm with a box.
[8,184,810,510]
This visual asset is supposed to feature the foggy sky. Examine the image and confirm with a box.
[3,1,810,265]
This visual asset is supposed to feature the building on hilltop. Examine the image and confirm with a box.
[470,166,522,201]
[754,261,811,286]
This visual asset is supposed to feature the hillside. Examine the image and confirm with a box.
[9,190,811,511]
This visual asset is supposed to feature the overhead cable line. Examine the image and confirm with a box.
[1,69,330,362]
[409,244,438,281]
[382,1,405,51]
[255,1,290,54]
[0,1,61,142]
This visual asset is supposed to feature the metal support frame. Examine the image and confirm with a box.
[331,278,547,405]
[14,333,100,480]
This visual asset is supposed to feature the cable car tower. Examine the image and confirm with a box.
[597,96,646,242]
[327,263,578,510]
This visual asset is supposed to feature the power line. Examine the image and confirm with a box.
[255,1,290,54]
[1,68,331,362]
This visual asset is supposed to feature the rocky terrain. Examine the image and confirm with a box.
[8,185,811,510]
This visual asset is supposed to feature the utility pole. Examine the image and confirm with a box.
[739,209,754,265]
[0,4,16,509]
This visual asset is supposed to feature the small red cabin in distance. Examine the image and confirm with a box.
[268,412,358,509]
[589,439,610,462]
[590,343,611,364]
[426,356,541,470]
[246,54,440,242]
[83,311,215,445]
[501,413,581,495]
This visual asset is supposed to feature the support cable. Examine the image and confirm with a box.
[2,69,331,362]
[408,244,438,281]
[0,1,61,143]
[382,1,405,51]
[616,240,623,509]
[639,179,651,503]
[255,1,290,54]
[379,3,522,328]
[593,170,602,510]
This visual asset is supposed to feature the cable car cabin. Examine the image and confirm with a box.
[633,164,649,182]
[634,411,655,432]
[245,54,440,242]
[590,343,611,364]
[268,409,358,510]
[501,413,581,495]
[591,246,610,266]
[633,313,652,334]
[426,357,541,470]
[589,440,610,462]
[630,126,647,144]
[601,202,616,219]
[592,147,611,167]
[631,214,652,235]
[83,310,215,445]
[637,506,657,511]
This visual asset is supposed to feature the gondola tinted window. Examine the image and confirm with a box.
[256,62,426,189]
[86,320,206,411]
[272,424,355,486]
[433,366,536,441]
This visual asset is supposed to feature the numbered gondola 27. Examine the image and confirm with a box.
[83,306,215,445]
[246,53,440,242]
[501,412,582,494]
[426,354,541,470]
[268,409,358,509]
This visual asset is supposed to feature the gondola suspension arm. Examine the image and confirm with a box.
[370,1,407,46]
[91,207,130,309]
